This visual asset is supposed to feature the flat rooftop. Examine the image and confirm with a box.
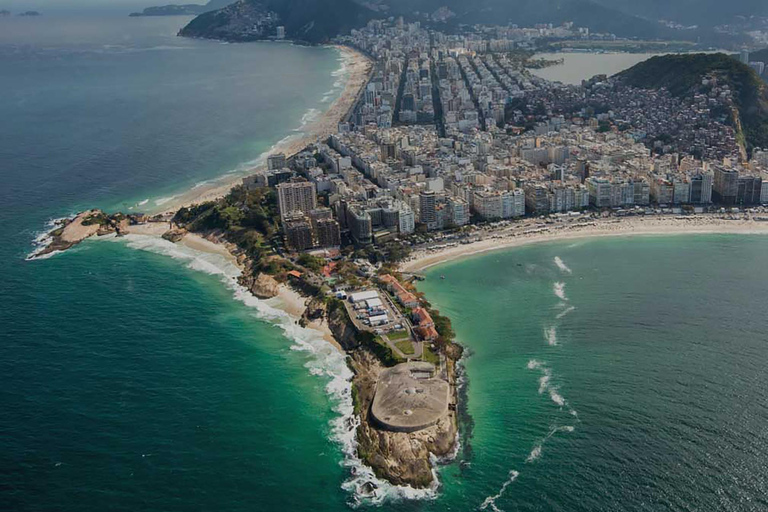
[370,362,449,433]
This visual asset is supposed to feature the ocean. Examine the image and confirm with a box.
[3,14,768,512]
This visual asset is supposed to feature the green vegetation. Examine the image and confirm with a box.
[422,346,440,365]
[395,340,415,355]
[296,253,324,273]
[173,185,281,269]
[388,330,410,342]
[358,331,404,367]
[618,53,768,152]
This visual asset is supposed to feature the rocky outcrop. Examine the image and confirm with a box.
[32,210,121,259]
[349,350,458,489]
[238,271,280,299]
[162,228,187,243]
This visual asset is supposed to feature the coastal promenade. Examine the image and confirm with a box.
[401,213,768,272]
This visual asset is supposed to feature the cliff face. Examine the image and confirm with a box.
[178,0,376,44]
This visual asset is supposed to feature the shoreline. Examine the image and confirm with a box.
[401,215,768,273]
[146,44,372,216]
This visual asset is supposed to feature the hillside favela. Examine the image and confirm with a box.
[5,0,768,511]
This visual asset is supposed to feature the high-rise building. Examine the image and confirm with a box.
[737,175,762,205]
[419,190,437,229]
[740,49,750,64]
[587,177,612,208]
[689,171,713,204]
[283,216,313,252]
[346,206,372,245]
[267,153,287,171]
[447,197,470,226]
[713,167,739,205]
[501,189,525,218]
[314,218,341,248]
[276,26,285,39]
[277,181,317,220]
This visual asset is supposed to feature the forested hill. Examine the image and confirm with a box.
[178,0,375,44]
[617,53,768,151]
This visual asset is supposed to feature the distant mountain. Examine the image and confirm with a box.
[130,0,236,17]
[617,53,768,152]
[750,49,768,64]
[0,9,10,16]
[18,10,41,16]
[592,0,768,27]
[178,0,376,44]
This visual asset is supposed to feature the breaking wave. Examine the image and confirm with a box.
[110,234,436,506]
[479,470,520,512]
[527,359,572,411]
[544,326,558,346]
[553,282,567,301]
[556,305,576,320]
[26,215,75,261]
[554,256,572,274]
[526,425,575,463]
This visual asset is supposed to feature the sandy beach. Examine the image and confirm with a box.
[149,45,372,216]
[400,215,768,273]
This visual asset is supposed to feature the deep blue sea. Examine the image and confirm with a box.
[3,14,768,512]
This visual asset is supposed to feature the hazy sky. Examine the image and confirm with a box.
[0,0,206,13]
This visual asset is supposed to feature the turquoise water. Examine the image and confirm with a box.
[418,235,768,511]
[4,14,768,512]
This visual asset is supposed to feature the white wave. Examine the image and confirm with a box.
[298,108,321,128]
[154,195,178,206]
[553,282,567,301]
[527,359,572,411]
[112,234,436,505]
[26,215,74,261]
[556,305,576,320]
[527,359,543,370]
[526,445,542,463]
[138,198,149,206]
[544,326,558,346]
[553,256,572,274]
[526,425,575,464]
[479,470,520,512]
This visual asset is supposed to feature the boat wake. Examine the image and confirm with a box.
[556,305,576,320]
[111,234,436,506]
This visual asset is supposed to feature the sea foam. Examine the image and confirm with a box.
[479,470,520,512]
[556,305,576,320]
[527,359,571,410]
[113,234,437,506]
[544,326,558,346]
[553,282,567,301]
[554,256,572,274]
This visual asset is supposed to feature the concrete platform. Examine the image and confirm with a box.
[370,362,449,433]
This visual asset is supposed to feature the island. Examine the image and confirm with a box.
[18,10,41,16]
[32,13,768,499]
[129,0,234,17]
[0,9,11,16]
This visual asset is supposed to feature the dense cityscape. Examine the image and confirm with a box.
[248,19,768,258]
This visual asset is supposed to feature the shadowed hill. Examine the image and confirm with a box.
[617,53,768,152]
